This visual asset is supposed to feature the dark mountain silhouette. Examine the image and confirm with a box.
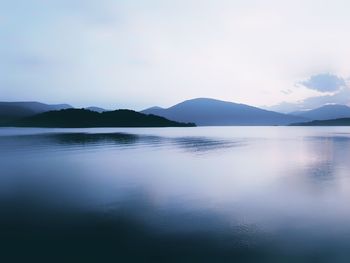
[290,104,350,120]
[10,109,195,128]
[291,118,350,126]
[142,98,307,126]
[0,101,72,124]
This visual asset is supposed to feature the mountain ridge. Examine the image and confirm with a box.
[0,101,72,124]
[142,98,308,126]
[8,108,195,128]
[290,104,350,120]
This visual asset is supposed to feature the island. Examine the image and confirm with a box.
[7,109,196,128]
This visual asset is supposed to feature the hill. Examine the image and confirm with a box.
[142,98,307,126]
[290,104,350,120]
[9,109,195,128]
[0,101,72,124]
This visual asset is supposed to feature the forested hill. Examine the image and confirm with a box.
[9,109,196,128]
[290,118,350,126]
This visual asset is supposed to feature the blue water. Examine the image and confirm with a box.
[1,127,350,262]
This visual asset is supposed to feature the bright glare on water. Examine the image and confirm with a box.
[1,126,350,262]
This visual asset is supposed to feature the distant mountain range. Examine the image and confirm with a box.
[290,104,350,121]
[2,99,350,127]
[142,98,307,126]
[10,109,195,128]
[0,102,71,124]
[0,102,110,125]
[85,107,108,113]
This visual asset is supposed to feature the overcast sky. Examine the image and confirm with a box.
[1,0,350,111]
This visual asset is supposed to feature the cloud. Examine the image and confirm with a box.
[300,73,346,92]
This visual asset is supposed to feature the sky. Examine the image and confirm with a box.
[1,0,350,112]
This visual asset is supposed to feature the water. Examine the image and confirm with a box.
[1,127,350,262]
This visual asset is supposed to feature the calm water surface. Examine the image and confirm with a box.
[1,127,350,262]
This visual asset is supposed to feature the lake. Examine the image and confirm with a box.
[1,127,350,262]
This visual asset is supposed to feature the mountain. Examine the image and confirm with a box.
[10,109,195,128]
[142,98,307,126]
[85,106,108,113]
[291,118,350,126]
[290,104,350,120]
[0,101,72,124]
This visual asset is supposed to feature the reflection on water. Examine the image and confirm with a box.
[0,132,244,154]
[1,127,350,262]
